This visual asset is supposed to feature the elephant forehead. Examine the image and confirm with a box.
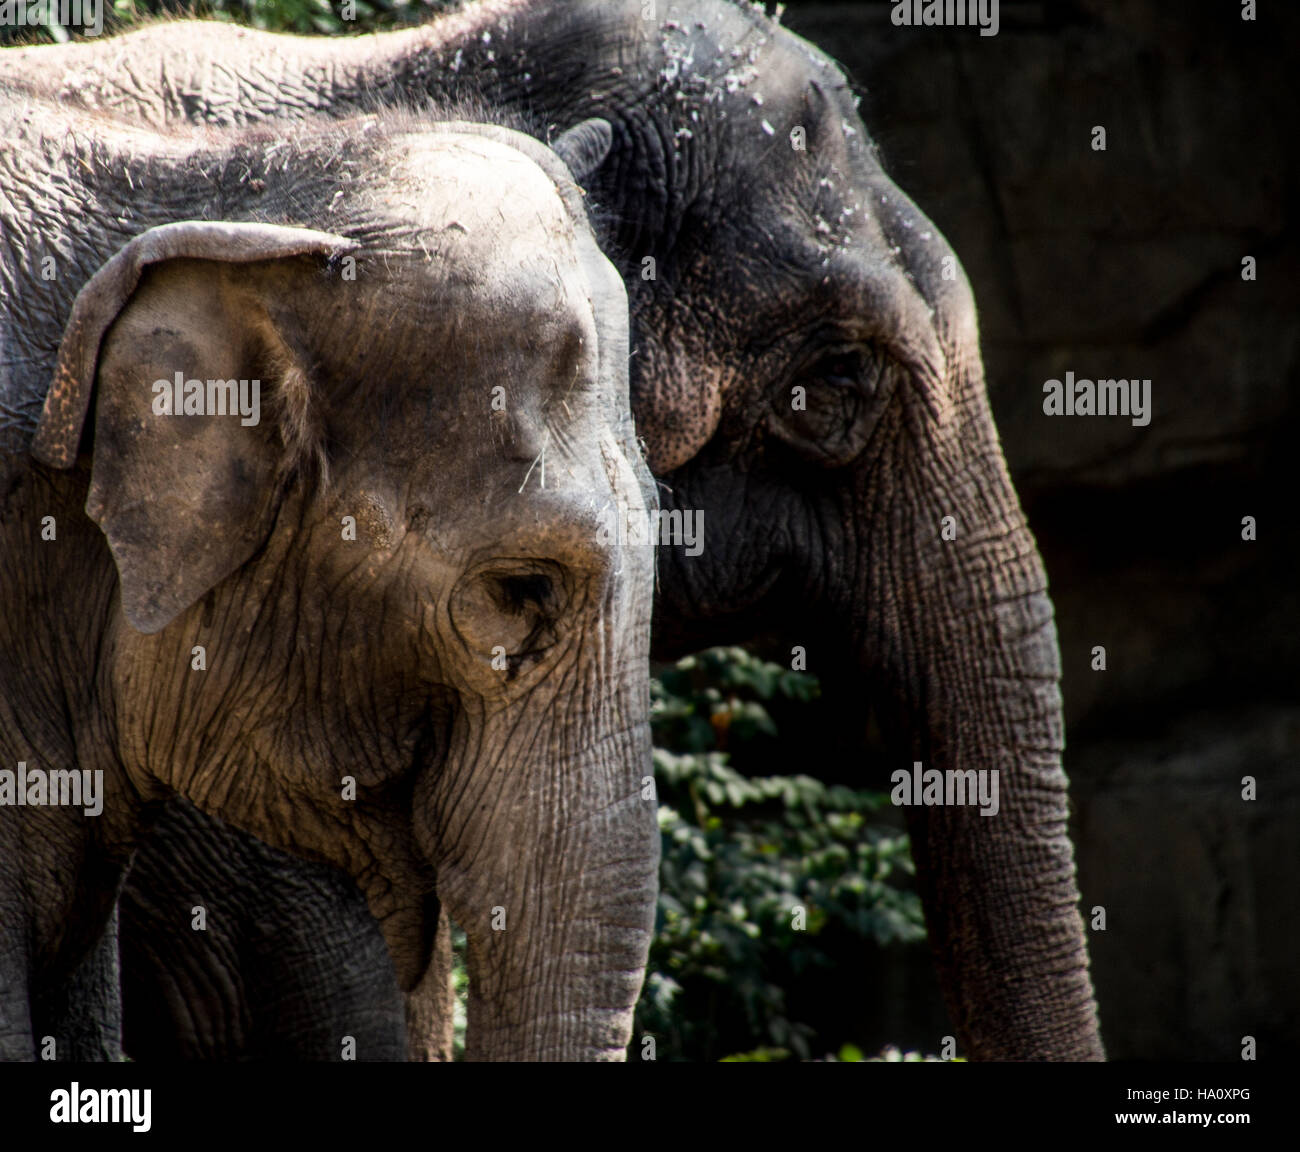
[396,134,584,289]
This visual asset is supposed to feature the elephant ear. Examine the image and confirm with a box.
[551,119,614,187]
[31,220,357,634]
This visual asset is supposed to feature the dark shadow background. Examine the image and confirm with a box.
[777,0,1299,1060]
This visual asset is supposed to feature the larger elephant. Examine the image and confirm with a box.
[2,0,1104,1060]
[0,98,659,1061]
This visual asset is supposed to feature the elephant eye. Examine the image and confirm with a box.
[813,351,866,390]
[771,345,888,468]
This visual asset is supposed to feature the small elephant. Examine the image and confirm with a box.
[3,0,1105,1060]
[0,98,660,1061]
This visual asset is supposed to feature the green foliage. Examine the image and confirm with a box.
[450,923,467,1061]
[718,1046,789,1062]
[633,647,926,1062]
[832,1043,953,1063]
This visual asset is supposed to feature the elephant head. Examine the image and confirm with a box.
[559,5,1104,1059]
[10,119,658,1061]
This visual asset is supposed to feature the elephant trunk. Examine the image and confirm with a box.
[864,387,1104,1060]
[464,782,658,1062]
[428,655,659,1061]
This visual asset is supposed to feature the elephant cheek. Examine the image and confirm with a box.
[631,337,725,474]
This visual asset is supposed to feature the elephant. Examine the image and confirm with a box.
[118,794,409,1060]
[34,792,411,1061]
[0,95,661,1062]
[1,0,1105,1060]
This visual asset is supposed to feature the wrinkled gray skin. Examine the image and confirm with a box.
[0,98,659,1062]
[3,0,1105,1060]
[118,796,408,1060]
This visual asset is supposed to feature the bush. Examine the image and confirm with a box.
[632,647,926,1062]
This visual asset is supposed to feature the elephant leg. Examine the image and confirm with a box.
[31,904,123,1062]
[120,798,408,1062]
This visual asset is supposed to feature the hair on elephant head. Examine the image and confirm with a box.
[0,101,658,1063]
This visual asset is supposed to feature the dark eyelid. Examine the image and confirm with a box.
[810,253,946,385]
[799,340,872,384]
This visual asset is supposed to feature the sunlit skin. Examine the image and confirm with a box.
[0,106,658,1062]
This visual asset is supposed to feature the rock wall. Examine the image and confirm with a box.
[782,0,1299,1060]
